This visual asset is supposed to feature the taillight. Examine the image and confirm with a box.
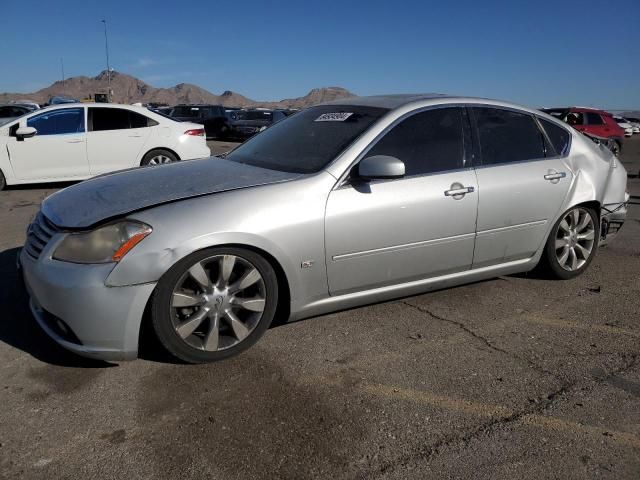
[184,129,205,136]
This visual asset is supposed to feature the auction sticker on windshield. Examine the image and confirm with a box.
[315,112,353,122]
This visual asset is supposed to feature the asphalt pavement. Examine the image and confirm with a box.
[0,138,638,479]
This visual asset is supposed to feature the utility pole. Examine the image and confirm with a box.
[101,19,111,101]
[61,58,65,93]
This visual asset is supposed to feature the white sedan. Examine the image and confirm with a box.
[613,116,634,137]
[0,103,211,190]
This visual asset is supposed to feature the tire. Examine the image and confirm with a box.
[539,206,599,280]
[0,169,5,191]
[150,247,279,363]
[216,124,230,140]
[140,149,178,166]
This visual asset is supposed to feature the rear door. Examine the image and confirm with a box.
[6,107,88,180]
[325,107,478,295]
[471,107,572,268]
[86,107,154,174]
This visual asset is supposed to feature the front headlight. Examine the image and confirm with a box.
[53,221,152,264]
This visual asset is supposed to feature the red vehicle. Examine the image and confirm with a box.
[542,107,625,155]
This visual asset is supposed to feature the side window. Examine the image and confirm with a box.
[90,108,156,130]
[565,112,584,126]
[539,118,571,156]
[130,111,156,128]
[27,108,85,136]
[473,108,545,165]
[365,107,465,176]
[90,108,131,131]
[585,112,604,125]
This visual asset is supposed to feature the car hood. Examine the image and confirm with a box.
[42,158,304,229]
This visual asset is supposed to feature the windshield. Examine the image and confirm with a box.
[226,105,388,174]
[235,110,273,121]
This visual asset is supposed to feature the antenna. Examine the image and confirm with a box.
[61,58,65,93]
[101,19,112,101]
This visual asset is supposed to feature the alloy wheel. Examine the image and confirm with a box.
[554,207,596,271]
[170,254,266,351]
[148,154,173,165]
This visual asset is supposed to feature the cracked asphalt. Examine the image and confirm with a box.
[0,138,639,479]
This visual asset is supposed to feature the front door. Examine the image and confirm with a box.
[470,107,573,268]
[7,107,88,181]
[325,107,478,295]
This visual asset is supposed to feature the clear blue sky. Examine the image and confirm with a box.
[3,0,639,109]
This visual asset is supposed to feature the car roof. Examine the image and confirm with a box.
[321,93,453,109]
[321,93,555,113]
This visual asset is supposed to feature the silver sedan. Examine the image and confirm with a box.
[20,94,629,363]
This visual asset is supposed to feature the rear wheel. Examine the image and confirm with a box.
[540,206,598,279]
[150,247,278,363]
[141,149,178,166]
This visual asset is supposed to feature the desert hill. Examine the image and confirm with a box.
[0,70,354,109]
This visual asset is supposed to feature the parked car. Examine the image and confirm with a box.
[151,106,174,116]
[625,117,640,133]
[0,103,210,189]
[0,104,33,125]
[541,107,625,155]
[224,107,241,117]
[612,116,634,137]
[20,94,628,363]
[45,96,80,106]
[227,108,287,140]
[10,100,40,110]
[169,104,230,139]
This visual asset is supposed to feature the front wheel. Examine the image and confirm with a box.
[540,206,599,279]
[0,169,5,191]
[150,247,279,363]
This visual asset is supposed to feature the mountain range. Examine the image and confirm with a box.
[0,70,354,109]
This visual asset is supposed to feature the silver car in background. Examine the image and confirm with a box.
[20,94,628,363]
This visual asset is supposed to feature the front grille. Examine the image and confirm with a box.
[24,212,60,260]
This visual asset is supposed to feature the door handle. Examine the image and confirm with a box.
[444,186,475,197]
[66,138,83,143]
[544,172,566,181]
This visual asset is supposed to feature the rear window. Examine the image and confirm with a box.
[539,118,571,156]
[236,110,273,121]
[172,106,205,117]
[227,105,388,173]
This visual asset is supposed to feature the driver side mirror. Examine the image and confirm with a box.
[357,155,405,180]
[16,126,37,139]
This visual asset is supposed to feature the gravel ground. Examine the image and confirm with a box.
[0,137,638,479]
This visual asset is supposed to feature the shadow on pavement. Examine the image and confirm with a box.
[0,247,113,368]
[3,181,77,191]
